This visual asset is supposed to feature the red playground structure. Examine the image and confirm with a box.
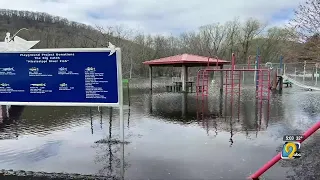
[196,53,271,117]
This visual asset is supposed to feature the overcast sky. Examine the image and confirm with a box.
[0,0,305,35]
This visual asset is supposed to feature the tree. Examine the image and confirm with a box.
[178,32,204,55]
[221,18,241,59]
[0,8,300,77]
[238,18,265,62]
[289,0,320,61]
[258,27,293,62]
[299,33,320,61]
[198,23,228,57]
[290,0,320,41]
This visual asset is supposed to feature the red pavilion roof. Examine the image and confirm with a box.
[142,54,230,66]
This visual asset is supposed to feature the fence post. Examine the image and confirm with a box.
[303,61,306,82]
[315,63,318,85]
[243,67,245,83]
[316,67,318,85]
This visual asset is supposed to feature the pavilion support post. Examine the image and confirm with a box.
[220,65,224,93]
[181,65,188,92]
[182,91,187,118]
[148,66,153,113]
[149,66,153,93]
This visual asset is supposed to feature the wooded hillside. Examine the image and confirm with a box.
[0,9,156,78]
[0,7,314,78]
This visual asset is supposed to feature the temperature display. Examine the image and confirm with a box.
[283,135,304,142]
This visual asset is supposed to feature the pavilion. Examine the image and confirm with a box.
[142,53,230,92]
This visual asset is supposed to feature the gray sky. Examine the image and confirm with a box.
[1,0,305,35]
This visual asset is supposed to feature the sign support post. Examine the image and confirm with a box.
[117,50,124,143]
[114,46,125,180]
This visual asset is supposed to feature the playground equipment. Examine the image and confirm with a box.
[260,56,295,91]
[267,57,320,91]
[283,78,293,87]
[196,53,271,117]
[282,74,320,91]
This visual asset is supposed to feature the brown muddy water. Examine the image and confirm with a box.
[0,84,319,180]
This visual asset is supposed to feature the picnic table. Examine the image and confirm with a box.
[283,79,293,87]
[166,81,196,93]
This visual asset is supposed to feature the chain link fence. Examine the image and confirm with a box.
[129,62,320,90]
[285,62,320,87]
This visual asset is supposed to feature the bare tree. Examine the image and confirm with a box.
[0,9,299,77]
[259,27,293,62]
[179,32,206,55]
[238,18,265,62]
[220,18,240,59]
[132,33,156,77]
[290,0,320,42]
[289,0,320,61]
[198,23,228,57]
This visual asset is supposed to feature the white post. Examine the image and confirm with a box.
[120,142,125,180]
[253,68,256,84]
[129,58,133,79]
[115,46,125,180]
[312,67,314,81]
[316,67,318,85]
[119,80,124,141]
[295,67,297,80]
[242,67,245,83]
[303,61,306,83]
[181,65,187,92]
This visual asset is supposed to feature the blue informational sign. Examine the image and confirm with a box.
[0,49,121,105]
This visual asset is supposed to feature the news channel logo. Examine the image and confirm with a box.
[281,142,301,159]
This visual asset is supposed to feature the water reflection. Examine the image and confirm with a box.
[0,85,318,179]
[148,92,197,121]
[0,105,128,179]
[90,107,105,135]
[147,90,271,139]
[229,116,234,147]
[93,107,127,180]
[1,105,8,120]
[142,88,318,179]
[127,108,131,129]
[0,106,25,140]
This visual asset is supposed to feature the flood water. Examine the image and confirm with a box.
[0,82,319,179]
